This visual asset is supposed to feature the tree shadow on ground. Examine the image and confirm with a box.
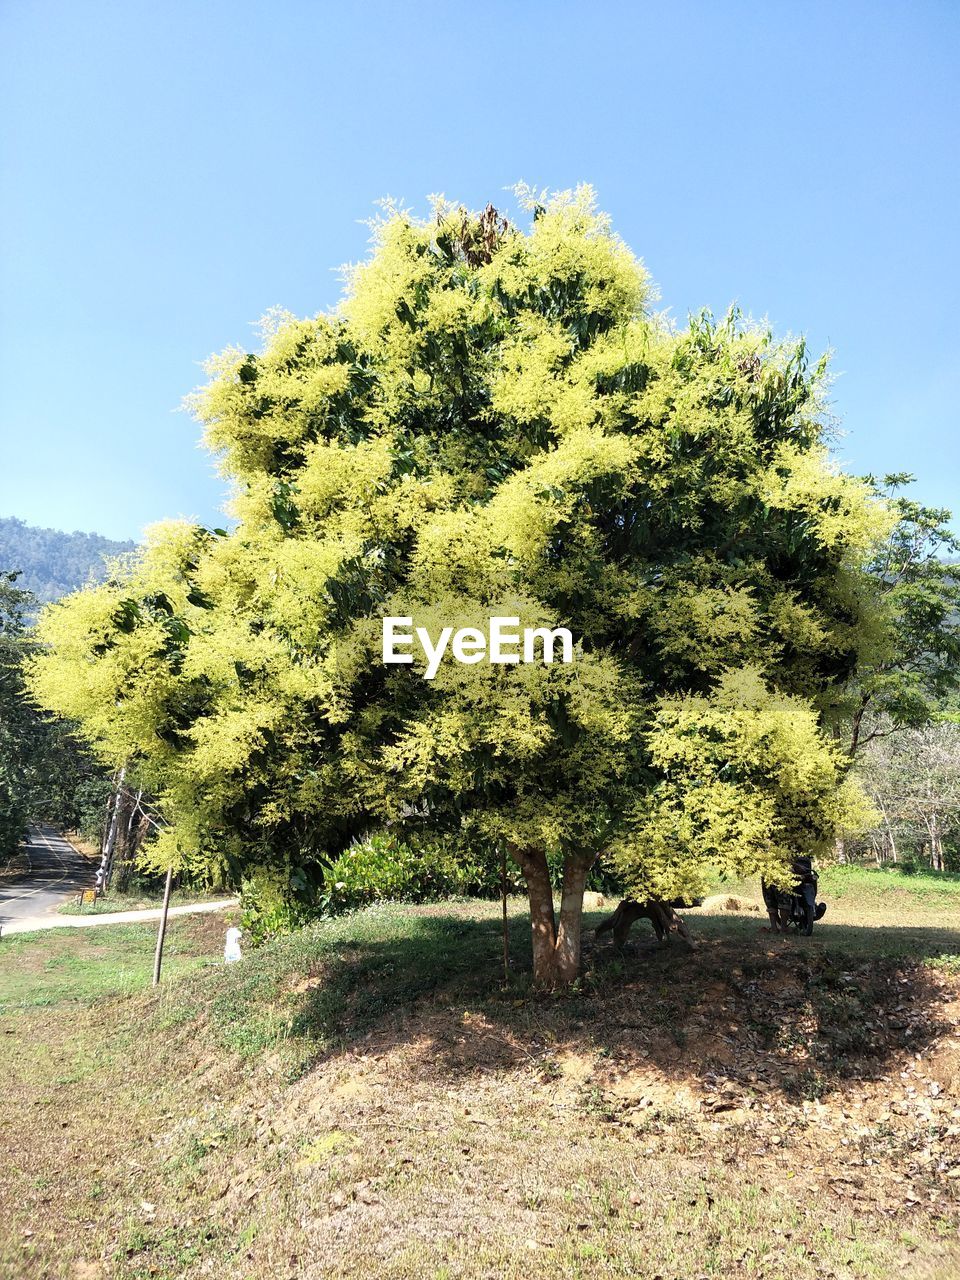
[277,906,960,1105]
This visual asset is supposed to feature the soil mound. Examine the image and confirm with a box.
[699,894,761,914]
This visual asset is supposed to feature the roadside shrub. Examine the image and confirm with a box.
[239,862,317,940]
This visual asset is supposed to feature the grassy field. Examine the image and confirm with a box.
[2,872,960,1279]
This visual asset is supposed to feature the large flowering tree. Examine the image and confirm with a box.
[31,189,892,983]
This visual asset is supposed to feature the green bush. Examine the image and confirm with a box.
[316,834,489,914]
[239,834,491,941]
[319,836,625,915]
[239,863,317,940]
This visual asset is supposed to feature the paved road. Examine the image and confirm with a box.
[0,825,95,928]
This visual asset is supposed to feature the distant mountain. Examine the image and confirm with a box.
[0,517,136,609]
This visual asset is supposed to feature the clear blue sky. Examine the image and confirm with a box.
[1,0,957,542]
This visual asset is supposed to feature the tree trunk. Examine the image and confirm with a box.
[519,847,560,986]
[555,859,590,983]
[111,788,143,892]
[886,822,898,863]
[97,765,126,893]
[509,844,592,987]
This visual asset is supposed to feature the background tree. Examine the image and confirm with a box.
[0,571,111,856]
[856,723,960,870]
[829,482,960,758]
[0,573,35,853]
[30,189,896,983]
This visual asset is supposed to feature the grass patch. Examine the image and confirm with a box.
[0,913,227,1012]
[180,900,533,1068]
[702,860,960,910]
[822,863,960,908]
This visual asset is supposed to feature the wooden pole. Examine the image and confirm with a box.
[501,844,509,983]
[152,865,174,987]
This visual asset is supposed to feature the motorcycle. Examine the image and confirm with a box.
[786,860,827,935]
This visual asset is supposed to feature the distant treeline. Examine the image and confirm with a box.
[0,517,135,608]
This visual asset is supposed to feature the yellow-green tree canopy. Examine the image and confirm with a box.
[30,188,893,983]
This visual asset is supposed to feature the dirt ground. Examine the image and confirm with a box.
[2,896,960,1279]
